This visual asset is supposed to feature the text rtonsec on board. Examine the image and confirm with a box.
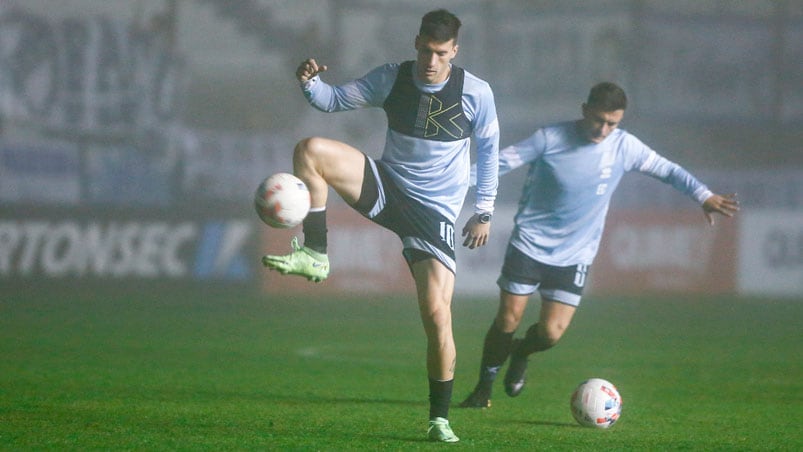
[0,219,252,280]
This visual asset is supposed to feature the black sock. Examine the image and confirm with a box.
[428,378,453,420]
[517,323,555,357]
[302,209,327,254]
[477,322,514,391]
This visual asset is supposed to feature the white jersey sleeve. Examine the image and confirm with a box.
[629,146,713,204]
[301,64,397,111]
[464,75,499,214]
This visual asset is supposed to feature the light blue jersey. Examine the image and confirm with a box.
[302,62,499,222]
[501,121,712,266]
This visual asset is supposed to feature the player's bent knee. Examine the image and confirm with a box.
[542,322,568,346]
[294,137,320,157]
[293,137,332,175]
[496,313,522,333]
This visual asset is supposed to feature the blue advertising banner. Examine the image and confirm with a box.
[0,206,258,284]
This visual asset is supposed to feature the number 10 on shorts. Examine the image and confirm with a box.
[440,222,455,250]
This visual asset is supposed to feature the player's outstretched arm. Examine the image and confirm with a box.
[296,58,328,83]
[702,193,740,225]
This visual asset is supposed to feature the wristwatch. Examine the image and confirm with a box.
[478,212,492,224]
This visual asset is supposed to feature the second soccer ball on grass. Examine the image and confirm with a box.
[570,378,623,429]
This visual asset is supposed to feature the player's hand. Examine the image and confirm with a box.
[702,193,740,225]
[296,58,328,83]
[461,215,491,249]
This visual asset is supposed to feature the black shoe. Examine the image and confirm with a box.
[458,388,492,408]
[504,340,528,397]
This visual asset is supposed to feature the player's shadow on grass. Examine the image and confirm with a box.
[271,394,441,443]
[305,394,424,406]
[259,392,423,407]
[146,389,423,407]
[513,419,579,428]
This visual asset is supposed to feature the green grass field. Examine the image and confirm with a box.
[1,285,801,450]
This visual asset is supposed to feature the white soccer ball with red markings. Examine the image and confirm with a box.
[254,173,310,228]
[570,378,623,429]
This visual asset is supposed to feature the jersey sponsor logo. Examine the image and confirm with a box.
[596,167,612,195]
[422,95,465,139]
[383,61,470,142]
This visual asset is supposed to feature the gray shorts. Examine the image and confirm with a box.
[351,157,457,273]
[497,244,589,307]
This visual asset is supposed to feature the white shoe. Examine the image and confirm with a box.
[427,417,459,443]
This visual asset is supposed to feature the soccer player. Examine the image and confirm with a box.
[262,9,499,442]
[459,82,739,409]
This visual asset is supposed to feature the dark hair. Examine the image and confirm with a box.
[586,82,627,111]
[419,9,461,42]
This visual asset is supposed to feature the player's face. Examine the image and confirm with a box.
[414,35,458,84]
[580,105,624,143]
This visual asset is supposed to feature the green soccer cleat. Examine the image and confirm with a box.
[261,237,330,282]
[427,417,459,443]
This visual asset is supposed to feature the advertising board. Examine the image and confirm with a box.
[0,206,255,284]
[592,210,738,294]
[738,210,803,297]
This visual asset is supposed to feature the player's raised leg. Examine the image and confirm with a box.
[411,258,460,443]
[293,136,366,207]
[262,137,366,282]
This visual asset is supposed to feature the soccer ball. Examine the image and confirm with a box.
[570,378,622,429]
[254,173,311,228]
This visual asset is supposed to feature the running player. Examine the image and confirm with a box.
[263,9,499,442]
[459,82,738,408]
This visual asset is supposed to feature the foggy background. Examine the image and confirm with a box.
[1,0,801,296]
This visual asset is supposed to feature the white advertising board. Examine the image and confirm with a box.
[738,210,803,297]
